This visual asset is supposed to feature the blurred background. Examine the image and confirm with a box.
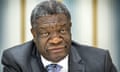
[0,0,120,71]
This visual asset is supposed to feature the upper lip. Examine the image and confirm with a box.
[47,46,65,50]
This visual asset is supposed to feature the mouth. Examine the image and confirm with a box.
[47,46,65,53]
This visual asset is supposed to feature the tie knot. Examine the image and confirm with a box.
[46,64,62,72]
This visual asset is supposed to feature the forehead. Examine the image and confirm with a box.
[36,14,70,26]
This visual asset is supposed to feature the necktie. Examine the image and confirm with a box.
[46,64,62,72]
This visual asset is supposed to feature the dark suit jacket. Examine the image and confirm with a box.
[1,40,117,72]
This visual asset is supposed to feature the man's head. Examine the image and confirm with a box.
[31,0,72,62]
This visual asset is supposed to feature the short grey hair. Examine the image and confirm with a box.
[31,0,71,28]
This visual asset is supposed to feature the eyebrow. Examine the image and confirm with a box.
[38,23,67,29]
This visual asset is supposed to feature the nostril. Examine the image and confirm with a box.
[53,37,60,41]
[49,37,62,44]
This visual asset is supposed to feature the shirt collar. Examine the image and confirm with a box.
[41,55,68,71]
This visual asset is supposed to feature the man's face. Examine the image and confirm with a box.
[31,14,71,62]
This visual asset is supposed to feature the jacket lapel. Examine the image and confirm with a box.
[69,46,85,72]
[30,57,42,72]
[30,46,47,72]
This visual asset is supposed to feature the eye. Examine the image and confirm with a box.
[41,32,49,37]
[60,29,66,34]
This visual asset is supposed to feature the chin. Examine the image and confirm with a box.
[50,52,67,62]
[50,57,63,63]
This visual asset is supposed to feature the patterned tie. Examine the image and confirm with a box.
[46,64,62,72]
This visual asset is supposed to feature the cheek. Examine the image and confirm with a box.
[60,33,71,49]
[66,33,72,45]
[63,33,71,43]
[35,38,48,53]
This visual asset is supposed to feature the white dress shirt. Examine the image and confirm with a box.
[41,55,68,72]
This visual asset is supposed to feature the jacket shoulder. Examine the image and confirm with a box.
[72,41,107,55]
[71,41,109,63]
[2,40,34,63]
[72,41,117,72]
[4,40,33,54]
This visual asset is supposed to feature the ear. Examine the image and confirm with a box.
[31,28,37,38]
[31,28,37,42]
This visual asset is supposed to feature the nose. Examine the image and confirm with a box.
[49,34,62,44]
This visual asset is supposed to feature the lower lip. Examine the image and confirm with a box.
[49,48,64,53]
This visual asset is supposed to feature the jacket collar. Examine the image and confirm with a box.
[31,42,47,72]
[69,45,85,72]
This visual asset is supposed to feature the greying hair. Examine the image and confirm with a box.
[31,0,71,28]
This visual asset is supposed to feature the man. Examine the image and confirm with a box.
[1,0,117,72]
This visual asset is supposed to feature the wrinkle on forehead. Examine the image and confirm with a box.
[36,14,69,25]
